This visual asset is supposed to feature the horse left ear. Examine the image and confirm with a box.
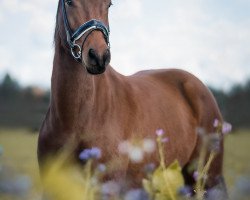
[108,1,113,8]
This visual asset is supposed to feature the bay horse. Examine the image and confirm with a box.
[38,0,225,193]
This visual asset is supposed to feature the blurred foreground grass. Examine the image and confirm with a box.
[223,130,250,191]
[0,129,250,199]
[0,129,41,200]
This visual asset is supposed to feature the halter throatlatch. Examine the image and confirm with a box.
[61,0,110,62]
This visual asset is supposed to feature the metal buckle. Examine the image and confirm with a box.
[71,43,82,60]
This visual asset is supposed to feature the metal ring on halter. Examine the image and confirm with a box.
[61,0,110,63]
[71,43,82,60]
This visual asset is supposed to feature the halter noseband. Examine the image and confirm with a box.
[61,0,110,62]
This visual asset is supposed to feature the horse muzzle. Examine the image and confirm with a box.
[83,46,111,75]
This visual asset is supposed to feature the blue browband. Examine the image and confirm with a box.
[61,0,110,62]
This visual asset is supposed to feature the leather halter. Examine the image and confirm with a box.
[61,0,110,62]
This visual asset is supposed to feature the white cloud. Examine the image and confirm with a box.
[0,0,57,87]
[0,0,249,90]
[110,0,250,90]
[111,0,143,20]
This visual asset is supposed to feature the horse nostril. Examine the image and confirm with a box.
[88,48,110,70]
[103,49,111,66]
[88,49,98,63]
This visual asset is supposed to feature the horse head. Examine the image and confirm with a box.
[59,0,112,74]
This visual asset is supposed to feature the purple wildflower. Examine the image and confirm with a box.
[98,164,107,172]
[156,129,164,136]
[102,181,121,196]
[79,149,91,161]
[144,163,156,173]
[161,137,169,143]
[213,119,220,128]
[124,189,149,200]
[89,147,101,159]
[178,186,193,197]
[193,171,199,181]
[222,122,232,135]
[79,147,101,161]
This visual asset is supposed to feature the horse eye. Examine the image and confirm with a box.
[65,0,73,6]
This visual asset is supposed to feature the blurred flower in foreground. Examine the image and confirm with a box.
[143,129,184,200]
[213,119,220,128]
[194,119,232,199]
[143,139,156,153]
[43,151,99,200]
[0,148,31,198]
[97,164,106,173]
[222,122,232,135]
[101,181,121,197]
[128,146,144,163]
[156,129,164,136]
[0,175,31,196]
[156,129,169,143]
[118,138,155,163]
[143,160,184,200]
[178,185,193,198]
[79,147,101,161]
[193,171,199,181]
[124,189,149,200]
[213,119,232,135]
[43,164,88,200]
[144,163,156,173]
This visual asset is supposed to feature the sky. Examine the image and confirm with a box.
[0,0,250,90]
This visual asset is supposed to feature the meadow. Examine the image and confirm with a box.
[0,129,250,199]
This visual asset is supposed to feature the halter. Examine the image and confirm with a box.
[61,0,110,62]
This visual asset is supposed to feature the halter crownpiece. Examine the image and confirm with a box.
[61,0,110,62]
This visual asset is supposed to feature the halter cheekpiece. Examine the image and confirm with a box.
[61,0,110,62]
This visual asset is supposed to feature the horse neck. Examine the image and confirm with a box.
[50,44,112,131]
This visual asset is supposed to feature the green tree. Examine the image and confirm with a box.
[0,73,20,98]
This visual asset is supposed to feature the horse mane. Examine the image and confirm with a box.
[53,1,61,46]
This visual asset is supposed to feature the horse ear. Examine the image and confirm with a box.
[108,1,113,8]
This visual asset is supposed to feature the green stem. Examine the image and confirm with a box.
[157,137,166,169]
[83,160,92,198]
[157,136,176,200]
[195,140,207,200]
[200,152,216,191]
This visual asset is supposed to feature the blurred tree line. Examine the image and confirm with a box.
[210,80,250,129]
[0,73,249,131]
[0,74,49,131]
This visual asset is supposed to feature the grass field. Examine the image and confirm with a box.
[0,129,250,199]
